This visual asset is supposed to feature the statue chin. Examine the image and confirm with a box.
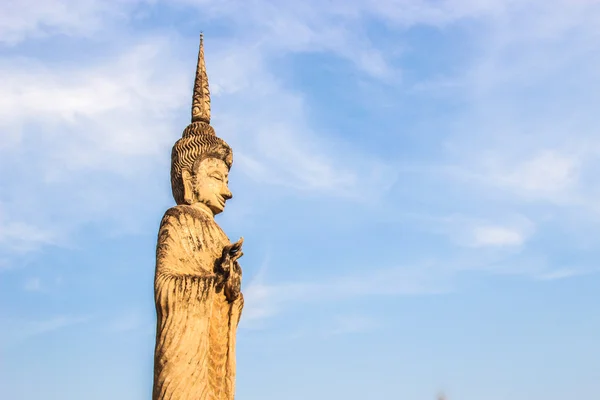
[189,200,224,215]
[208,202,225,215]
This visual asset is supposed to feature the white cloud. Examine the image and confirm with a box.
[0,2,401,251]
[174,0,399,80]
[1,0,600,291]
[437,1,600,195]
[0,0,149,45]
[471,225,525,247]
[418,213,535,249]
[0,37,187,171]
[0,35,193,253]
[499,151,579,194]
[464,216,534,249]
[0,218,57,255]
[452,150,582,203]
[175,34,396,199]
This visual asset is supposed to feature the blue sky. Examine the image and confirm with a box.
[1,0,600,399]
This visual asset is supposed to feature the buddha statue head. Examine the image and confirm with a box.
[170,34,234,216]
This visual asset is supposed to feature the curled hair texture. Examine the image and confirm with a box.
[171,122,233,204]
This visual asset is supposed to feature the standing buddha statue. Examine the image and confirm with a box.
[152,34,244,400]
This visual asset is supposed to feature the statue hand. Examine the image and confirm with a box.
[220,237,244,273]
[220,238,243,302]
[224,260,242,302]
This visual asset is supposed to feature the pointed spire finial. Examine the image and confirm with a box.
[191,32,211,124]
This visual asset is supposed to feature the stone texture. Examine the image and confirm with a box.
[152,34,244,400]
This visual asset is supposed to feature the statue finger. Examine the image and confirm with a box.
[221,245,232,257]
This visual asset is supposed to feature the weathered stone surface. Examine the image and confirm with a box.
[152,34,244,400]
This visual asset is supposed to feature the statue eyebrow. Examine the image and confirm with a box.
[208,170,229,180]
[210,167,228,175]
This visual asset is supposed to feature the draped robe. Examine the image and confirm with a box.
[152,205,243,400]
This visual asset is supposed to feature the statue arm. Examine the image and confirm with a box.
[155,210,215,278]
[153,210,218,322]
[152,212,215,400]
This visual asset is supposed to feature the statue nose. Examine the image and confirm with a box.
[222,188,232,200]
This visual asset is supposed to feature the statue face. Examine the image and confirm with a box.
[183,157,232,215]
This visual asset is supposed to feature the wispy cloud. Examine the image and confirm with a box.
[0,37,187,172]
[242,249,584,327]
[2,0,600,307]
[0,315,92,349]
[470,225,526,247]
[434,0,600,206]
[241,261,451,327]
[536,268,595,281]
[202,34,397,200]
[0,35,191,250]
[0,1,402,250]
[0,209,57,255]
[0,0,149,45]
[443,150,583,205]
[453,216,534,248]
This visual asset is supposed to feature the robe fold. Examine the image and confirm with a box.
[152,205,243,400]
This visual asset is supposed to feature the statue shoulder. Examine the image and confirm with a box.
[160,205,206,224]
[163,204,192,218]
[158,205,217,237]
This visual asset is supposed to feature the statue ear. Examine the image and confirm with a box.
[181,169,194,204]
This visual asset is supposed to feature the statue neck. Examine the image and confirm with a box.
[190,202,215,219]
